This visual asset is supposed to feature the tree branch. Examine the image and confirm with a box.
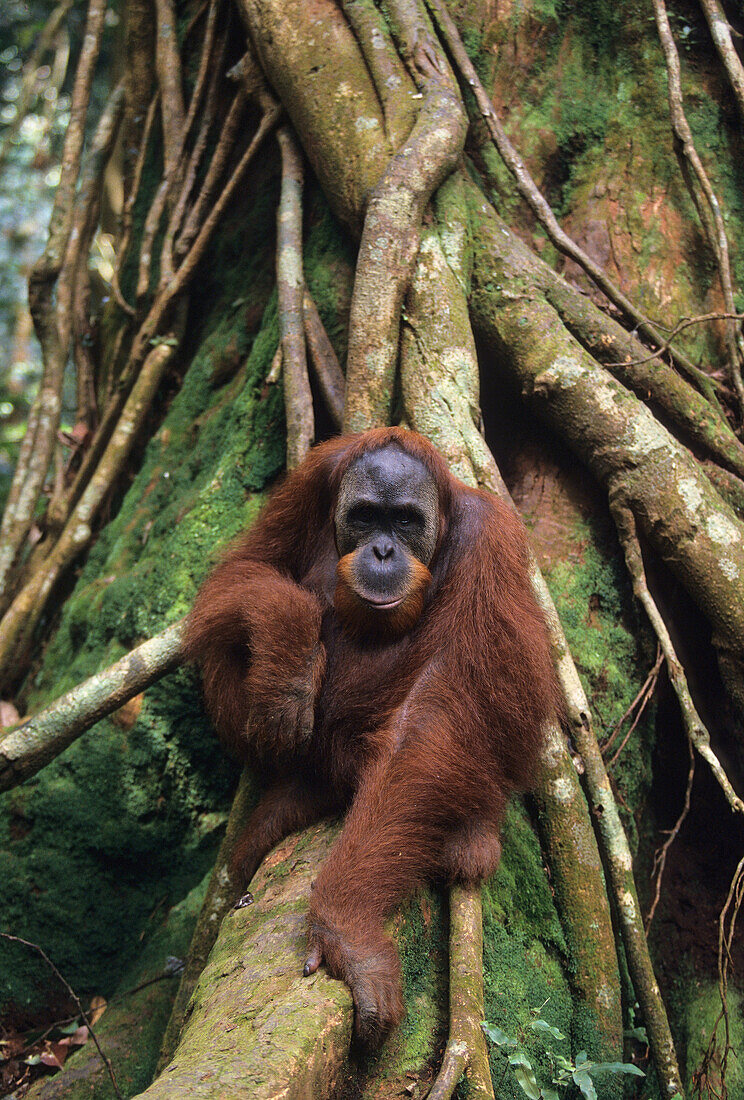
[651,0,744,414]
[175,84,248,260]
[645,741,695,932]
[610,497,744,815]
[110,92,158,316]
[0,0,107,601]
[276,124,314,469]
[0,321,184,691]
[0,621,183,792]
[153,0,185,174]
[0,0,74,172]
[303,291,345,430]
[0,933,123,1099]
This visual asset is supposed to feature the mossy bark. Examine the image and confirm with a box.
[0,184,286,1015]
[467,181,744,719]
[136,822,354,1100]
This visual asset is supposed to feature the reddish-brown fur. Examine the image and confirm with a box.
[184,427,559,1042]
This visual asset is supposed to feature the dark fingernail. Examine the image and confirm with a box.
[303,946,321,976]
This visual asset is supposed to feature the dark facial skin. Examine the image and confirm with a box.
[334,445,439,608]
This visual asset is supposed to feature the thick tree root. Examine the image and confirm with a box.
[340,0,415,145]
[398,178,622,1067]
[468,187,744,717]
[342,0,467,430]
[156,769,258,1072]
[426,0,720,417]
[535,581,685,1098]
[427,887,493,1100]
[698,0,744,128]
[398,193,670,1083]
[134,821,352,1100]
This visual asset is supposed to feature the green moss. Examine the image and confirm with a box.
[541,516,656,848]
[682,982,744,1097]
[393,891,448,1066]
[478,803,573,1099]
[354,890,448,1096]
[25,874,210,1100]
[480,0,744,366]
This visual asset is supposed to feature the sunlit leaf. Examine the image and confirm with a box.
[482,1022,516,1047]
[57,1019,82,1035]
[529,1018,566,1042]
[509,1052,542,1100]
[572,1069,597,1100]
[592,1061,645,1076]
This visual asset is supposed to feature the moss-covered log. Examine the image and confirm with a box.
[136,822,353,1100]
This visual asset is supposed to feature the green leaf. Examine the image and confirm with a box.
[541,1089,561,1100]
[572,1069,598,1100]
[624,1026,649,1043]
[482,1023,516,1047]
[57,1019,82,1035]
[592,1062,645,1077]
[509,1053,542,1100]
[529,1018,566,1042]
[553,1054,574,1074]
[574,1051,589,1066]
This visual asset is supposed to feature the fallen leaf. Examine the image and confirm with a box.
[87,996,107,1026]
[0,701,20,728]
[111,695,144,730]
[59,1026,89,1046]
[39,1047,64,1070]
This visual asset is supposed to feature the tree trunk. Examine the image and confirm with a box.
[2,1,744,1098]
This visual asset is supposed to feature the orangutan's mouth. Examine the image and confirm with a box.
[360,594,404,611]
